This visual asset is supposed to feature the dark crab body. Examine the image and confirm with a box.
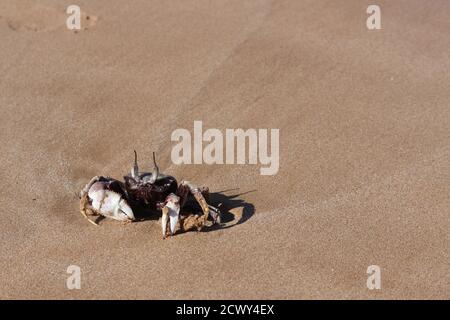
[79,151,221,238]
[124,152,179,210]
[125,172,178,210]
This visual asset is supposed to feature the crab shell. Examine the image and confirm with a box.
[88,181,135,222]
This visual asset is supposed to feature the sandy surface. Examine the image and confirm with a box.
[0,0,449,299]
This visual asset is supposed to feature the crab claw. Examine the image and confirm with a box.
[117,198,135,222]
[161,194,180,239]
[89,181,135,222]
[161,207,169,239]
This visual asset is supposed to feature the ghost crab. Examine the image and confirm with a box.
[79,151,221,238]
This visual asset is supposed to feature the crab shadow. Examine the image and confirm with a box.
[203,189,256,232]
[129,188,256,233]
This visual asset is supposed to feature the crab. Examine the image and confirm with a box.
[79,151,221,238]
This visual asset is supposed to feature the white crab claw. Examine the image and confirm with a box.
[169,207,179,235]
[118,199,135,221]
[88,181,135,222]
[162,194,180,238]
[161,206,169,239]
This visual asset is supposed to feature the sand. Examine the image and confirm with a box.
[0,0,449,299]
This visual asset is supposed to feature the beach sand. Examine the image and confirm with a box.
[0,0,449,299]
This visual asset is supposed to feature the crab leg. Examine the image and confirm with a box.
[199,186,221,224]
[79,192,99,226]
[180,181,210,219]
[208,204,222,224]
[177,181,222,225]
[79,176,101,226]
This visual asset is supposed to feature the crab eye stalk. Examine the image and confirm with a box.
[131,150,139,178]
[150,151,159,183]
